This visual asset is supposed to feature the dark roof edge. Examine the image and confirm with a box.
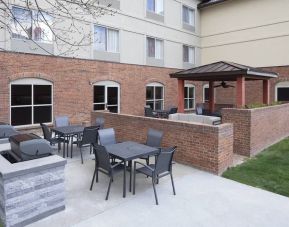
[198,0,229,9]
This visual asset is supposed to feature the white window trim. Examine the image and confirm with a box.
[11,5,53,44]
[275,81,289,101]
[203,84,209,103]
[184,84,195,110]
[93,80,120,113]
[146,36,164,60]
[146,0,164,15]
[93,25,120,54]
[182,5,196,27]
[146,82,164,110]
[183,45,196,65]
[10,78,53,128]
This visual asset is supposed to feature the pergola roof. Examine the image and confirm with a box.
[170,61,278,81]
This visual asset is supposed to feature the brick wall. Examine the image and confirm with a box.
[91,111,233,174]
[222,103,289,156]
[0,51,206,126]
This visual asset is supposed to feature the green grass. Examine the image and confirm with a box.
[223,138,289,197]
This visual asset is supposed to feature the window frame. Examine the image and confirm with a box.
[182,5,195,27]
[94,25,120,53]
[184,84,195,110]
[10,78,53,128]
[183,45,196,64]
[203,84,209,103]
[146,0,164,15]
[146,36,164,60]
[146,82,164,110]
[11,5,53,44]
[275,81,289,102]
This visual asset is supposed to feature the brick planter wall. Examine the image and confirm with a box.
[91,112,233,175]
[222,103,289,156]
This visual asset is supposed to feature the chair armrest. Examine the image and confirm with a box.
[134,161,154,171]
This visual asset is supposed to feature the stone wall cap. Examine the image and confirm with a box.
[0,154,67,179]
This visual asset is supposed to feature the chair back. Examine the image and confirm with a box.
[168,107,178,115]
[146,128,163,148]
[40,123,52,140]
[93,145,111,172]
[81,126,99,146]
[98,128,116,146]
[155,146,177,175]
[144,106,154,117]
[95,117,105,129]
[55,116,69,127]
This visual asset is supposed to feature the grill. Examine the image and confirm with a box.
[8,133,53,162]
[0,122,19,139]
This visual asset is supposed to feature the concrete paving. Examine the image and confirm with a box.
[2,143,289,227]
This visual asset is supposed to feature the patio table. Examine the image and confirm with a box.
[105,141,159,198]
[51,125,84,158]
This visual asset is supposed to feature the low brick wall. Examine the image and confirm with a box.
[91,112,233,175]
[222,103,289,156]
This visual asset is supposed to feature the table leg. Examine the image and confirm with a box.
[123,160,126,198]
[129,161,132,192]
[62,139,65,158]
[66,136,69,158]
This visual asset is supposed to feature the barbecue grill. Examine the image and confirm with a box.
[8,133,53,162]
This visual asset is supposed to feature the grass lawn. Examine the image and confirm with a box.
[223,137,289,197]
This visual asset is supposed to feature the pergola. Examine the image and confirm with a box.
[170,61,278,113]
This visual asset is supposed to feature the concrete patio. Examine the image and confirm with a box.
[18,145,289,227]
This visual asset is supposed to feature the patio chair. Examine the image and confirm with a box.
[55,116,70,127]
[40,123,69,153]
[95,117,105,129]
[71,126,98,164]
[163,106,178,118]
[133,146,177,205]
[98,128,116,146]
[90,144,124,200]
[144,106,158,118]
[196,105,203,115]
[140,128,164,165]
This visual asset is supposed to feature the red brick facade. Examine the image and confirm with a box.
[91,111,234,174]
[222,103,289,156]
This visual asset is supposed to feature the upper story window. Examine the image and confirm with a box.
[10,78,53,126]
[94,25,119,53]
[203,84,209,103]
[146,82,164,110]
[11,6,53,43]
[184,84,195,110]
[183,45,195,64]
[182,5,195,27]
[147,0,164,15]
[147,37,163,59]
[275,82,289,102]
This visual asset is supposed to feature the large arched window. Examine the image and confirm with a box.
[275,81,289,102]
[10,78,53,126]
[93,81,120,113]
[184,84,195,110]
[146,82,164,110]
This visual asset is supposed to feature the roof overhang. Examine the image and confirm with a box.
[198,0,229,9]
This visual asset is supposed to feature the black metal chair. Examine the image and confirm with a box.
[95,117,105,129]
[133,146,177,205]
[40,123,69,153]
[144,106,158,118]
[71,126,98,164]
[163,106,178,118]
[140,128,164,165]
[90,144,124,200]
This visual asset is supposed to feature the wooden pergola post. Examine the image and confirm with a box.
[209,81,215,113]
[263,80,270,105]
[177,79,185,113]
[236,76,245,108]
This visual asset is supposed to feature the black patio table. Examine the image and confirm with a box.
[51,125,84,158]
[105,141,159,198]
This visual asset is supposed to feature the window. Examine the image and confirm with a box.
[203,84,209,103]
[184,85,195,110]
[147,0,164,15]
[146,83,164,110]
[276,82,289,102]
[183,45,195,64]
[10,78,53,126]
[11,6,53,43]
[94,26,119,53]
[147,37,163,59]
[182,5,195,26]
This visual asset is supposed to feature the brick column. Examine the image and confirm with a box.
[236,76,245,108]
[177,79,185,113]
[209,81,215,113]
[263,80,270,105]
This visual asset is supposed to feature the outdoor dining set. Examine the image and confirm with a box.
[40,116,177,205]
